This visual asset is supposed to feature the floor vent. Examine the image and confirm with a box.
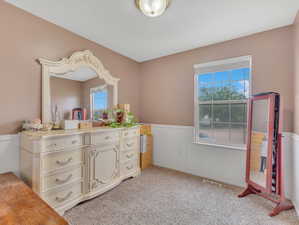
[202,179,223,188]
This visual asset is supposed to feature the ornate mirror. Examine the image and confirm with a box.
[39,50,119,123]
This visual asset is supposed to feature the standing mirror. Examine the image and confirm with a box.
[39,50,119,124]
[239,92,294,217]
[248,95,274,192]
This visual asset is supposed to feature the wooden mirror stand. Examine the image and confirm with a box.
[238,92,294,217]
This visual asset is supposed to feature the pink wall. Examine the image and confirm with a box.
[50,77,82,120]
[140,26,294,132]
[0,2,297,134]
[0,2,140,134]
[294,12,299,135]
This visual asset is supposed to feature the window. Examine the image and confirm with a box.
[194,56,251,149]
[90,85,108,119]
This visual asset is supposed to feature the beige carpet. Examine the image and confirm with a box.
[65,167,299,225]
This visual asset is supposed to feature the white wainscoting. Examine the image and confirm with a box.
[291,133,299,215]
[0,134,20,176]
[151,124,298,215]
[0,128,298,214]
[151,124,247,186]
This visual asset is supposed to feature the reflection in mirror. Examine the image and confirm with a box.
[50,66,114,123]
[249,99,269,188]
[85,80,113,120]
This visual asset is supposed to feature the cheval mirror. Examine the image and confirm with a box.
[238,92,294,216]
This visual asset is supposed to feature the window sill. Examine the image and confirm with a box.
[193,141,246,151]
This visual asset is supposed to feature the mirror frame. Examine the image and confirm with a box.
[245,94,275,193]
[39,50,120,123]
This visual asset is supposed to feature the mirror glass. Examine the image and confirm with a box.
[249,99,269,188]
[50,66,114,122]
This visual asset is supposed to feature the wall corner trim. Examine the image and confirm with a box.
[291,133,299,215]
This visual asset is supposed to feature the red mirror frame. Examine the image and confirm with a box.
[245,94,275,193]
[238,92,294,217]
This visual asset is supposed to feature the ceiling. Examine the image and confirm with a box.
[51,67,97,82]
[6,0,299,62]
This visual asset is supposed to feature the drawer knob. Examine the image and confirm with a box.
[105,136,111,140]
[72,140,78,144]
[48,143,58,149]
[126,165,134,170]
[55,191,73,203]
[126,142,134,147]
[55,174,73,184]
[56,157,73,166]
[126,154,134,159]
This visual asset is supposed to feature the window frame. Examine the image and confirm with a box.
[194,56,252,150]
[90,84,108,120]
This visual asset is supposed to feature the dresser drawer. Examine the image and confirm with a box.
[42,182,83,208]
[122,137,139,151]
[120,160,138,177]
[43,135,83,152]
[122,128,140,139]
[42,166,82,191]
[120,150,137,163]
[42,150,83,173]
[91,131,120,146]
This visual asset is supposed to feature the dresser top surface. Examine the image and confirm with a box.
[22,125,140,139]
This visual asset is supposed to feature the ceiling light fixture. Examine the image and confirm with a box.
[135,0,172,18]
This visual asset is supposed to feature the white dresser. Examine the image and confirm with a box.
[20,126,140,215]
